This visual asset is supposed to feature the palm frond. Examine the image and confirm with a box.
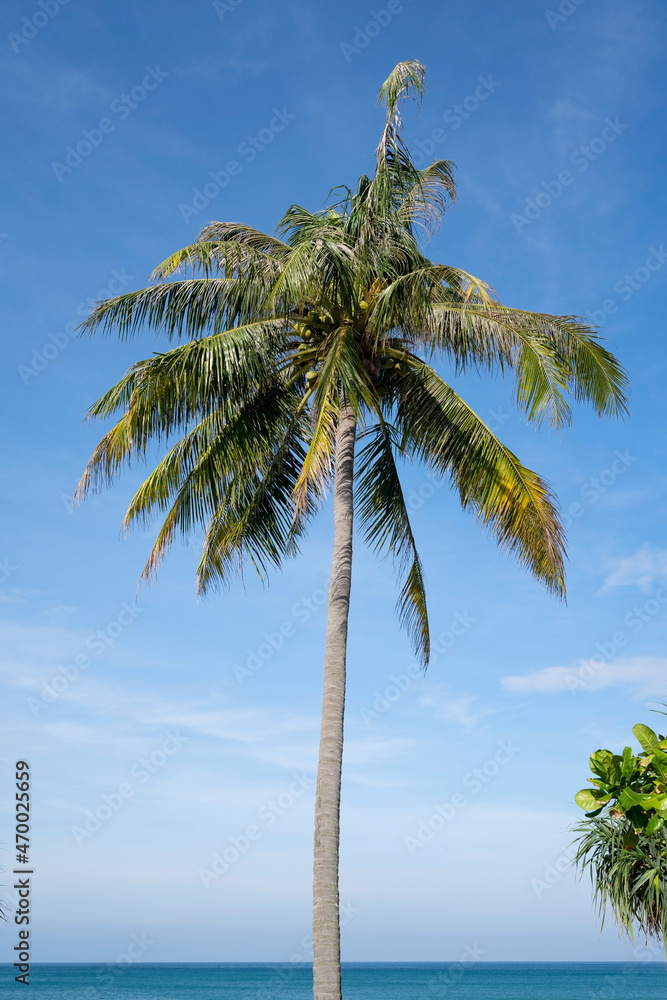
[150,226,289,281]
[356,423,430,665]
[122,376,300,536]
[290,333,346,512]
[75,321,286,500]
[429,304,629,426]
[397,159,457,237]
[195,410,315,591]
[376,59,425,174]
[574,817,667,951]
[78,278,277,341]
[370,265,496,345]
[397,363,566,595]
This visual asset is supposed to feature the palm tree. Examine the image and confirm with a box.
[76,60,627,1000]
[574,817,667,955]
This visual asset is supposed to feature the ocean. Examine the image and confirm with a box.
[0,963,665,998]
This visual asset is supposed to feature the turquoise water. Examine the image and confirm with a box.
[0,963,665,998]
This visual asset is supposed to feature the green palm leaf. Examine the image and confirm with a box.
[574,817,667,951]
[357,423,430,665]
[397,363,566,595]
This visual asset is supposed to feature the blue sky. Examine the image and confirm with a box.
[1,0,667,966]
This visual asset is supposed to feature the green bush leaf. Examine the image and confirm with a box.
[590,749,615,780]
[634,724,662,755]
[608,755,622,784]
[576,789,610,811]
[645,814,665,836]
[619,788,650,809]
[622,828,639,850]
[621,746,636,778]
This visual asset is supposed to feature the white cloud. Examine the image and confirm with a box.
[418,691,486,726]
[0,62,109,112]
[501,666,581,694]
[45,604,80,619]
[601,548,667,592]
[0,586,43,604]
[501,656,667,697]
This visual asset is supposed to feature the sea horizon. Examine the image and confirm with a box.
[3,959,667,964]
[3,960,666,998]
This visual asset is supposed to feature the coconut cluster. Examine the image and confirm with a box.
[290,303,408,395]
[292,309,331,386]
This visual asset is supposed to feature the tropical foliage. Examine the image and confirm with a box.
[573,817,667,950]
[575,721,667,847]
[574,715,667,952]
[77,59,628,1000]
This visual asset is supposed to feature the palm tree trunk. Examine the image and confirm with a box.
[312,399,357,1000]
